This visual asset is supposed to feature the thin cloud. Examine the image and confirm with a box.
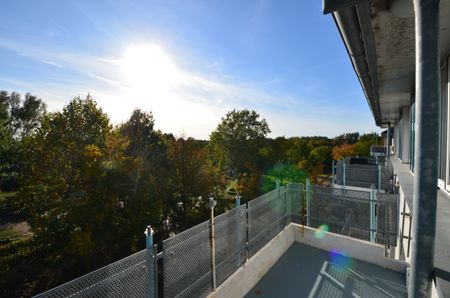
[0,40,376,139]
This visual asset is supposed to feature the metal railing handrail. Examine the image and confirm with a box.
[36,180,398,298]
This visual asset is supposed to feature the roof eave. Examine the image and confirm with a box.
[324,1,383,126]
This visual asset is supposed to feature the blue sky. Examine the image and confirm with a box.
[0,0,379,139]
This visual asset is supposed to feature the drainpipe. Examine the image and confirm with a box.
[386,124,390,159]
[409,0,440,297]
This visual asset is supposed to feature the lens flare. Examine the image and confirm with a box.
[329,249,353,269]
[314,224,329,239]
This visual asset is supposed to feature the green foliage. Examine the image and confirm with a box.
[16,95,116,291]
[167,137,216,231]
[0,91,46,192]
[354,133,381,156]
[261,164,307,193]
[331,133,381,160]
[332,143,357,160]
[0,89,383,296]
[209,109,270,176]
[333,132,360,146]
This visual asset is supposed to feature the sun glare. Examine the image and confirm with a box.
[120,44,182,96]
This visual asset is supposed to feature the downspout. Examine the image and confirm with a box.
[409,0,440,297]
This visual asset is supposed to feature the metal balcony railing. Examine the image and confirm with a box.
[333,157,394,192]
[35,181,398,298]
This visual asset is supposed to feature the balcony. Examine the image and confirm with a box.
[35,171,403,298]
[217,226,407,298]
[333,157,393,192]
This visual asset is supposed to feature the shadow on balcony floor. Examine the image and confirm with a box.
[245,243,407,298]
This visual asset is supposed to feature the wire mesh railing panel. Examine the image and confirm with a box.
[335,158,394,192]
[286,183,304,224]
[346,164,379,189]
[34,249,154,298]
[215,205,246,287]
[333,188,371,201]
[35,177,400,298]
[279,186,288,225]
[163,221,211,298]
[309,186,371,241]
[380,161,394,192]
[376,193,398,246]
[336,161,344,185]
[248,188,286,257]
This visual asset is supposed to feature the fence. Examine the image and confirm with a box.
[35,182,398,298]
[248,186,287,257]
[163,220,212,298]
[334,157,394,191]
[34,249,155,298]
[308,186,398,246]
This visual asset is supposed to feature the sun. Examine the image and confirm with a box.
[119,44,182,96]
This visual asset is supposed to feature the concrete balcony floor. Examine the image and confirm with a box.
[210,224,408,298]
[245,243,407,298]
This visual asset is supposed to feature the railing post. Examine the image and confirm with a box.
[343,162,346,191]
[369,186,377,243]
[306,178,311,227]
[235,195,242,267]
[332,160,336,187]
[374,188,378,242]
[378,164,382,192]
[245,202,250,262]
[144,226,154,298]
[153,244,158,298]
[284,184,288,227]
[209,197,217,291]
[276,179,280,222]
[145,225,154,249]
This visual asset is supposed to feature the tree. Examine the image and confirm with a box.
[0,91,46,139]
[116,109,172,242]
[333,132,360,146]
[120,109,157,156]
[261,163,307,193]
[17,95,114,286]
[285,137,309,164]
[0,91,46,192]
[307,146,332,182]
[354,133,381,156]
[209,109,271,176]
[331,143,357,160]
[168,137,215,231]
[12,93,47,138]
